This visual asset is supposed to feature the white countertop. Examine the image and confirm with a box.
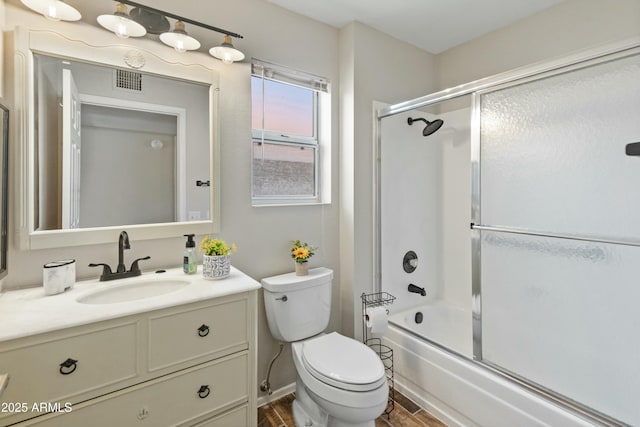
[0,266,261,342]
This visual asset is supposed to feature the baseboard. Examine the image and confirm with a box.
[257,382,296,407]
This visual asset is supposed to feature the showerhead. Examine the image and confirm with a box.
[407,117,444,136]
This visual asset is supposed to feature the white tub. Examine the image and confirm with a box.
[384,302,596,427]
[388,302,473,358]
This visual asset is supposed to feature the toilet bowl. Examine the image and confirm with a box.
[262,268,389,426]
[291,332,389,427]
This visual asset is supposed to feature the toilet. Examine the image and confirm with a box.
[262,267,388,427]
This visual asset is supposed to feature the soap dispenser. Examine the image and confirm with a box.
[183,234,197,274]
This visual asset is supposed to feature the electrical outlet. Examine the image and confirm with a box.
[188,211,201,221]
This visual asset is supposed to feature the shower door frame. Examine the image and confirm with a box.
[374,36,640,427]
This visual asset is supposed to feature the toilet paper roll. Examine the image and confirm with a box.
[365,306,388,334]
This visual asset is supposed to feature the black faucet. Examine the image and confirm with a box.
[117,231,131,273]
[408,283,426,296]
[89,231,151,281]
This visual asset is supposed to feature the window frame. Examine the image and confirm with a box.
[251,139,319,203]
[251,60,328,205]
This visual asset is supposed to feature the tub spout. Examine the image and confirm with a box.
[408,283,426,296]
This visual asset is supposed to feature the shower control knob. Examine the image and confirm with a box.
[403,251,418,273]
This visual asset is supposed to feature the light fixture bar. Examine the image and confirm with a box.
[115,0,244,39]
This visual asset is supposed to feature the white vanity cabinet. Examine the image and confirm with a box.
[0,290,257,427]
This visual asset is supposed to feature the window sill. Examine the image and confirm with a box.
[251,199,331,208]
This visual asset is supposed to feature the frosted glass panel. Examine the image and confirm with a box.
[480,53,640,240]
[481,231,640,425]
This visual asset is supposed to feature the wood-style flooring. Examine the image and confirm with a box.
[258,389,447,427]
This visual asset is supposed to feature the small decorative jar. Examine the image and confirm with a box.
[202,254,231,280]
[295,262,309,276]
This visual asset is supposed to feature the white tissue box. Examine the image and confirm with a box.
[43,259,76,296]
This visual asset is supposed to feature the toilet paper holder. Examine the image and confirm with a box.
[360,291,395,339]
[361,291,396,417]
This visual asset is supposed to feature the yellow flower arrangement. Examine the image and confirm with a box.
[291,240,316,264]
[199,236,237,256]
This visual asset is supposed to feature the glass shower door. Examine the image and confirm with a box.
[475,50,640,426]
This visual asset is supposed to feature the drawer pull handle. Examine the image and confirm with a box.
[197,385,211,399]
[59,358,78,375]
[197,324,210,337]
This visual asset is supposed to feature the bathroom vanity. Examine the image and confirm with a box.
[0,267,259,426]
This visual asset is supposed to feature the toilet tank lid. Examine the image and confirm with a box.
[261,267,333,292]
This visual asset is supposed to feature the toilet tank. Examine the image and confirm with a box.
[261,267,333,342]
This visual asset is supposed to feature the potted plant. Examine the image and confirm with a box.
[199,237,236,280]
[291,240,316,276]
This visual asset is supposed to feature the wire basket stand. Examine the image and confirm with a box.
[361,292,396,417]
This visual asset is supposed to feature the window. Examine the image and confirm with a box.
[251,60,329,204]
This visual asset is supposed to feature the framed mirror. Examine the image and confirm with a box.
[0,104,8,279]
[33,52,211,230]
[13,26,220,249]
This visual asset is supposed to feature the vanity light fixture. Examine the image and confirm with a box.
[209,35,245,64]
[97,2,147,39]
[20,0,246,63]
[160,21,201,53]
[20,0,81,21]
[114,0,245,63]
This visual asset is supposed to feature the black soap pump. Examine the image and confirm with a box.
[183,234,197,274]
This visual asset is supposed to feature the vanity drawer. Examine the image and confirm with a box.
[0,322,138,412]
[24,352,249,427]
[148,298,248,371]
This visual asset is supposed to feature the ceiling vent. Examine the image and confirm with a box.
[114,69,143,92]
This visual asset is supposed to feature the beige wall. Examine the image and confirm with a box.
[436,0,640,90]
[2,0,639,405]
[343,0,640,346]
[339,22,437,337]
[1,0,439,401]
[1,0,342,399]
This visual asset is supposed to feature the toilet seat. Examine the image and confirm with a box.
[301,332,387,392]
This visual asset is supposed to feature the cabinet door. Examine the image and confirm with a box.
[22,353,248,427]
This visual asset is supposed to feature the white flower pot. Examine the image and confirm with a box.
[295,262,309,276]
[202,255,231,280]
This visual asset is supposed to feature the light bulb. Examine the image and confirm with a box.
[45,0,60,21]
[150,140,163,150]
[174,39,186,53]
[97,3,146,39]
[209,36,245,64]
[21,0,81,21]
[159,21,200,53]
[115,20,130,38]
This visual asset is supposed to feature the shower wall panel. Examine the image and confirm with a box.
[380,101,472,315]
[380,111,443,313]
[440,107,471,305]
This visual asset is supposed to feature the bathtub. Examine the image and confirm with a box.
[384,302,596,427]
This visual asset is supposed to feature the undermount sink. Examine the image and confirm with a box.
[77,280,190,304]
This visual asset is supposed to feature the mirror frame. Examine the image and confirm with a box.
[0,104,8,279]
[13,26,220,249]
